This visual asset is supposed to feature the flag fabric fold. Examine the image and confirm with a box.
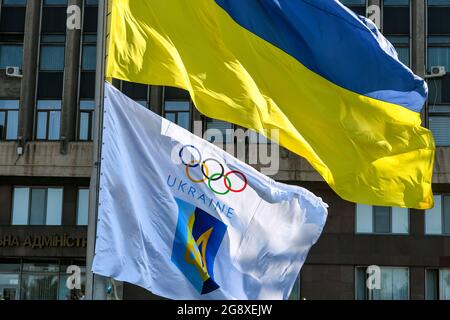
[107,0,435,209]
[92,83,328,300]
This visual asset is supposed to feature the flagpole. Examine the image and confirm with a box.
[86,0,108,300]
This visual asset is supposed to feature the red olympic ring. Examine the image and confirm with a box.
[224,171,248,193]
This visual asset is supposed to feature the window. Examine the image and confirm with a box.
[36,100,61,140]
[373,206,391,233]
[39,36,65,71]
[78,101,95,141]
[387,36,410,66]
[163,87,191,129]
[428,46,450,72]
[37,1,67,101]
[356,204,409,234]
[121,81,150,108]
[0,0,26,69]
[76,188,89,226]
[0,100,19,140]
[1,0,27,5]
[429,110,450,146]
[164,101,191,130]
[428,1,450,36]
[248,129,271,145]
[205,119,234,144]
[428,0,450,5]
[426,268,450,300]
[0,259,86,300]
[81,0,99,68]
[384,0,409,4]
[427,39,450,147]
[78,0,98,101]
[356,266,409,300]
[425,195,450,235]
[0,261,20,300]
[0,44,22,68]
[340,0,367,16]
[11,187,63,226]
[383,1,410,66]
[0,0,26,33]
[427,1,450,146]
[58,263,86,300]
[83,0,98,33]
[43,0,67,4]
[81,36,96,71]
[21,262,59,300]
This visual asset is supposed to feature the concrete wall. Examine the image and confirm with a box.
[0,73,21,98]
[300,183,450,300]
[0,142,93,177]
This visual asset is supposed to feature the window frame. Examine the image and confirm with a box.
[0,100,19,140]
[38,35,66,72]
[0,0,26,69]
[76,187,89,226]
[426,1,450,141]
[77,100,95,141]
[354,266,410,300]
[382,0,412,67]
[372,206,393,234]
[424,194,450,236]
[81,33,96,72]
[35,0,67,105]
[119,80,150,109]
[425,267,450,300]
[77,1,98,105]
[426,37,450,142]
[355,204,410,235]
[428,106,450,146]
[0,43,23,69]
[163,86,193,131]
[204,118,236,144]
[0,258,87,301]
[35,100,62,141]
[1,0,27,7]
[11,186,64,226]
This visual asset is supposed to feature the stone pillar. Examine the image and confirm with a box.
[0,185,12,225]
[410,267,426,300]
[19,0,41,144]
[411,0,427,123]
[61,0,83,143]
[412,0,426,77]
[192,103,203,134]
[149,85,163,115]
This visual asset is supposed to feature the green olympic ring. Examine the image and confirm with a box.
[208,173,232,196]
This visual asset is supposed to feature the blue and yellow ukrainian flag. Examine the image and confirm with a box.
[107,0,435,209]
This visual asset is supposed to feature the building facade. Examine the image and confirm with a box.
[0,0,449,300]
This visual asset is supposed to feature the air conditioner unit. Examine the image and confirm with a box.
[425,66,446,79]
[5,66,22,78]
[431,66,446,77]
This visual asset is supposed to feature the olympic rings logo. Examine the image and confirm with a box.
[179,145,248,195]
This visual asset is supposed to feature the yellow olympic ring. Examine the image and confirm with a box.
[185,161,209,183]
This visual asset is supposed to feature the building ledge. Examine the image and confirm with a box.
[0,142,449,182]
[0,141,93,178]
